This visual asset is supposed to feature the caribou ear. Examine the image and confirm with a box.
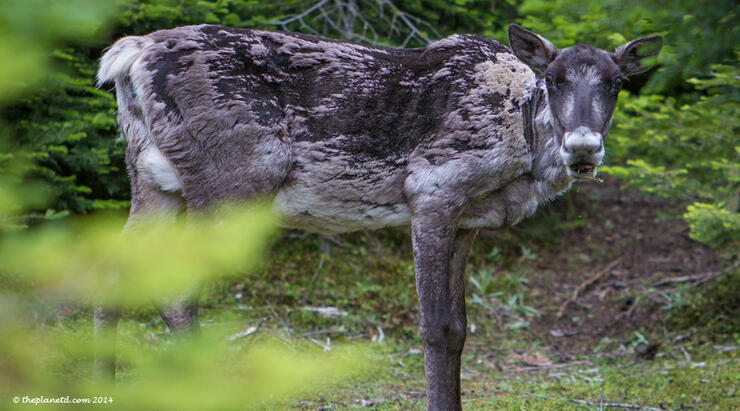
[508,24,557,73]
[613,35,663,76]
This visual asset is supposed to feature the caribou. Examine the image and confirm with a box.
[97,23,662,410]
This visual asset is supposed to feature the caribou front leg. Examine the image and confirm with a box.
[411,211,466,411]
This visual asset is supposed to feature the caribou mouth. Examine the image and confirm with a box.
[569,162,595,175]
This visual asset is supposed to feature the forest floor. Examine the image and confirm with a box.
[199,178,739,410]
[54,178,740,409]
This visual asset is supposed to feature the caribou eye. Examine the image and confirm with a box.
[545,73,555,88]
[614,77,624,90]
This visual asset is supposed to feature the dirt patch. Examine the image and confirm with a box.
[517,177,723,355]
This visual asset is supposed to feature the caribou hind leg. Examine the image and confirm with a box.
[93,306,120,380]
[124,178,204,335]
[93,171,185,379]
[446,228,478,407]
[157,294,200,334]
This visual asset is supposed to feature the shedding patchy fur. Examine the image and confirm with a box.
[97,24,662,411]
[98,25,565,232]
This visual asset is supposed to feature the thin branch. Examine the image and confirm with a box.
[653,274,707,287]
[379,0,434,45]
[299,329,347,338]
[271,0,438,47]
[512,360,592,373]
[692,259,740,286]
[653,260,740,287]
[311,253,326,282]
[299,19,322,36]
[557,257,623,319]
[308,336,332,351]
[520,392,672,411]
[353,8,379,42]
[271,0,331,26]
[314,6,337,35]
[384,12,400,40]
[400,31,415,48]
[228,317,268,341]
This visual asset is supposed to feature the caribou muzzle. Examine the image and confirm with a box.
[561,126,604,178]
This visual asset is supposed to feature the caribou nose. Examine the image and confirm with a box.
[563,126,602,155]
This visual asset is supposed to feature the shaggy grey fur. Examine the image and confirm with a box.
[97,23,662,410]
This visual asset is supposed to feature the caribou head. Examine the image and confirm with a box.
[508,24,663,179]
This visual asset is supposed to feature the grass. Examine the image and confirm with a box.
[177,301,739,410]
[192,226,740,409]
[4,189,740,409]
[26,296,740,410]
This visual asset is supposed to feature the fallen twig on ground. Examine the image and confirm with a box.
[616,296,640,321]
[653,273,708,287]
[713,344,740,353]
[654,260,740,287]
[308,336,332,351]
[228,317,268,341]
[511,360,592,373]
[557,258,623,319]
[520,392,671,410]
[311,253,326,281]
[692,259,740,286]
[299,329,348,338]
[303,306,348,316]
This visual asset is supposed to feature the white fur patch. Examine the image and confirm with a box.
[561,127,605,168]
[535,84,554,127]
[427,34,463,51]
[592,93,605,123]
[250,43,269,57]
[563,127,602,152]
[567,65,601,86]
[273,186,411,233]
[473,54,537,101]
[97,36,154,87]
[137,145,182,192]
[562,93,575,119]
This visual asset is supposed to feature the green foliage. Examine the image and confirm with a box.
[112,0,300,33]
[4,54,127,215]
[1,203,277,305]
[0,0,113,103]
[603,64,739,249]
[0,310,374,410]
[683,203,740,249]
[516,0,739,93]
[0,0,126,217]
[668,268,740,339]
[470,251,541,331]
[605,65,739,201]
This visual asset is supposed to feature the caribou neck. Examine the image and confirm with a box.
[524,80,573,200]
